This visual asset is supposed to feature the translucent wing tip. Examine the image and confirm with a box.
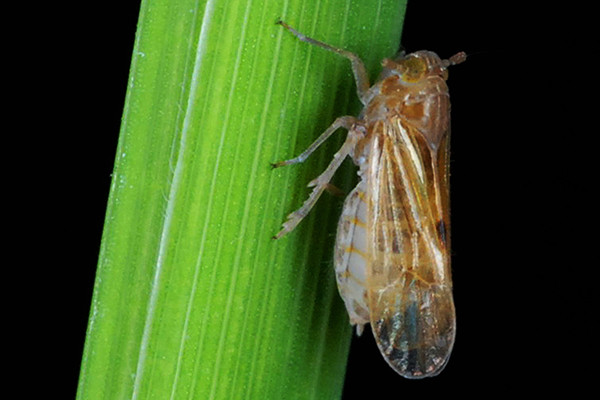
[370,292,456,379]
[374,319,455,378]
[384,343,453,379]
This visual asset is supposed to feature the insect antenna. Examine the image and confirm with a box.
[443,51,467,67]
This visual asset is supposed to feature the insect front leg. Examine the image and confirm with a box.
[277,20,371,104]
[273,118,364,239]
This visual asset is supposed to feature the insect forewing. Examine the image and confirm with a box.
[366,116,454,378]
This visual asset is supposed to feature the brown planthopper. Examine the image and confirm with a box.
[272,20,466,378]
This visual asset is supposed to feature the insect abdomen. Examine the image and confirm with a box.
[334,180,370,331]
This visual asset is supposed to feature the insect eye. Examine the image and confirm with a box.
[399,57,427,82]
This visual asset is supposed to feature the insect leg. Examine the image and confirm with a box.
[272,116,357,168]
[273,123,364,239]
[277,20,370,103]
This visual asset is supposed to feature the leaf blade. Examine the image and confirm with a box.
[78,1,407,398]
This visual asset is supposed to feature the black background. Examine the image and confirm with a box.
[33,1,591,397]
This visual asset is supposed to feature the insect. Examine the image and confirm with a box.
[272,20,465,378]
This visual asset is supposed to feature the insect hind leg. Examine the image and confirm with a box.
[273,120,363,239]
